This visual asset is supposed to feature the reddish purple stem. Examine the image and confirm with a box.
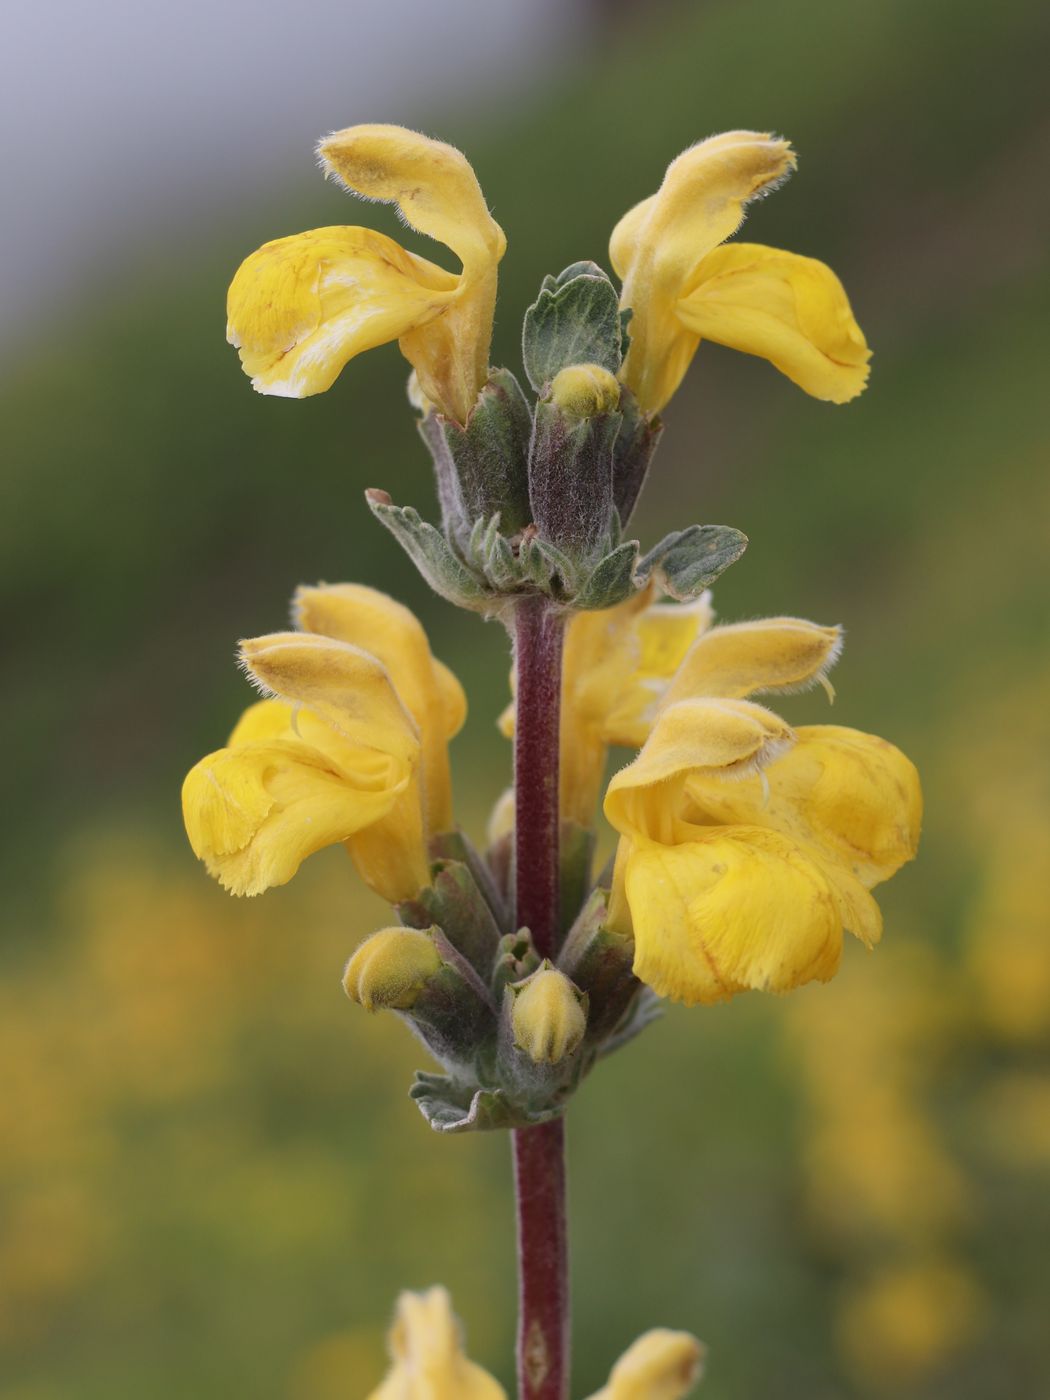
[511,596,570,1400]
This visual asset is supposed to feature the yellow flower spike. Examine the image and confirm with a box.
[293,583,466,832]
[368,1287,506,1400]
[343,928,442,1012]
[588,1328,706,1400]
[611,131,869,412]
[511,963,588,1064]
[227,124,504,420]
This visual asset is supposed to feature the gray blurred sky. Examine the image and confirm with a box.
[1,0,589,343]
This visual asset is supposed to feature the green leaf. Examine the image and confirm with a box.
[365,491,492,611]
[522,263,624,392]
[409,1072,563,1134]
[572,540,639,609]
[636,523,748,600]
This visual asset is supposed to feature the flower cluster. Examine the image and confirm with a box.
[187,120,919,1394]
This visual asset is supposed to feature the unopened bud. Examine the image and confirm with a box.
[343,927,442,1011]
[596,1328,706,1400]
[550,362,621,417]
[511,963,587,1063]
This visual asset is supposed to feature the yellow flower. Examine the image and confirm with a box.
[182,584,465,903]
[602,614,920,1006]
[226,124,505,421]
[500,585,715,826]
[368,1289,704,1400]
[611,131,871,413]
[368,1287,504,1400]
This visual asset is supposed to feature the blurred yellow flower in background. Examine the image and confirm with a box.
[611,131,871,411]
[227,125,505,419]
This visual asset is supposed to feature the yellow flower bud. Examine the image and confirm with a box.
[549,362,621,417]
[343,928,442,1012]
[588,1328,706,1400]
[511,964,587,1063]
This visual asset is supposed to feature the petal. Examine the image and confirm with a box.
[368,1287,506,1400]
[604,698,795,844]
[676,243,871,403]
[226,226,456,398]
[318,125,505,281]
[685,725,922,889]
[294,583,466,831]
[319,125,506,421]
[622,829,842,1005]
[182,737,407,897]
[238,632,419,767]
[588,1329,705,1400]
[613,132,796,412]
[665,617,842,706]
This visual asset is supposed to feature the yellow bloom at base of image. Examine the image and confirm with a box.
[610,131,870,412]
[366,1289,705,1399]
[182,584,464,905]
[586,1328,706,1400]
[227,125,505,421]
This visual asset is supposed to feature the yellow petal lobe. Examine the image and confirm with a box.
[294,583,465,831]
[226,226,455,398]
[675,243,871,403]
[613,132,796,412]
[685,725,922,889]
[665,617,842,706]
[621,831,842,1005]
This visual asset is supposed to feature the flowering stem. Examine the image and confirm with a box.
[512,595,569,1400]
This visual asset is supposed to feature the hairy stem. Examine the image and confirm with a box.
[511,595,569,1400]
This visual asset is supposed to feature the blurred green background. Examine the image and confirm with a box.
[3,0,1049,1395]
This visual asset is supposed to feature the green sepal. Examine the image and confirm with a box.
[410,1072,564,1134]
[398,860,502,980]
[559,821,596,937]
[528,400,620,561]
[636,523,749,601]
[393,929,497,1073]
[423,370,534,539]
[429,829,509,931]
[490,929,541,1001]
[522,262,624,392]
[612,390,662,528]
[365,490,493,611]
[495,982,592,1114]
[557,890,645,1045]
[572,539,640,610]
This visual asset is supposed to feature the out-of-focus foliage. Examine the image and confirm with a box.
[2,0,1048,1395]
